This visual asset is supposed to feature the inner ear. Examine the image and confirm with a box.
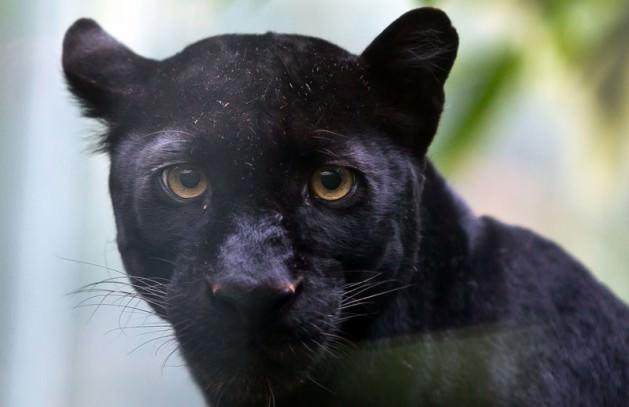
[62,18,157,121]
[361,8,459,155]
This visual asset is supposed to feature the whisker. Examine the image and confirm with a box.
[161,345,182,373]
[129,333,175,355]
[118,295,142,335]
[57,255,126,276]
[341,284,413,308]
[148,256,177,266]
[342,279,399,300]
[156,337,179,356]
[74,303,156,315]
[343,272,383,289]
[106,325,172,335]
[305,373,334,395]
[266,378,276,407]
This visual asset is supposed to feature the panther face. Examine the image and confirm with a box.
[63,8,457,404]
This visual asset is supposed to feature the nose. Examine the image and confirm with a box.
[210,278,302,321]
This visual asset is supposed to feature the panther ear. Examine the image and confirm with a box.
[62,18,157,121]
[361,8,458,156]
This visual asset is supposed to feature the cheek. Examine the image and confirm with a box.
[294,163,411,266]
[137,208,208,249]
[165,268,217,334]
[295,205,401,267]
[287,275,344,337]
[130,184,212,249]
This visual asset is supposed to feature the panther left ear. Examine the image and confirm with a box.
[62,18,157,123]
[361,8,458,156]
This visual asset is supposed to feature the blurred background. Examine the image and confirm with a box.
[0,0,627,405]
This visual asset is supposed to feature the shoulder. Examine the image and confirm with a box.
[467,217,629,404]
[469,215,628,325]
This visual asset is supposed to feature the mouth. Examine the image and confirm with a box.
[166,271,346,402]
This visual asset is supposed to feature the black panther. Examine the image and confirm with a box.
[62,7,628,406]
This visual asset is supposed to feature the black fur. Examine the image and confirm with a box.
[63,8,629,406]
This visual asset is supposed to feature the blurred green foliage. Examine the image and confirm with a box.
[436,49,522,172]
[427,0,629,172]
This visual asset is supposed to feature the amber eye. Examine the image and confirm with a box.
[162,165,208,199]
[310,166,355,201]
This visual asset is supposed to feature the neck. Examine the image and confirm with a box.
[417,161,480,329]
[368,160,481,338]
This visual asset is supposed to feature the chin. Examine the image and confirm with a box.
[184,341,326,404]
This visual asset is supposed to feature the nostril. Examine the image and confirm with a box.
[271,276,303,311]
[210,283,248,314]
[272,285,296,311]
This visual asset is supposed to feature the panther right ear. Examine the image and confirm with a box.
[361,8,458,156]
[62,19,157,122]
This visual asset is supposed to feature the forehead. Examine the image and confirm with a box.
[133,34,371,135]
[121,33,378,167]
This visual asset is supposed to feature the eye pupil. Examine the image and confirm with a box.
[320,170,342,190]
[178,168,201,188]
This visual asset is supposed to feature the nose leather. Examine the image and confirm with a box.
[210,279,301,321]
